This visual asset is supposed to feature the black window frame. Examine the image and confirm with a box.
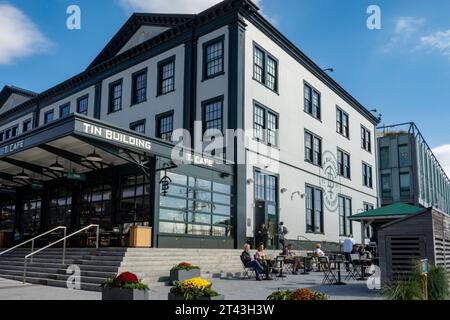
[59,103,70,118]
[305,185,324,234]
[76,95,89,115]
[362,162,373,188]
[336,106,350,138]
[337,148,351,179]
[11,125,19,137]
[202,96,224,135]
[380,146,390,169]
[252,42,279,93]
[131,68,148,105]
[129,119,146,134]
[108,79,123,114]
[338,195,353,236]
[203,36,225,80]
[23,119,32,133]
[305,130,322,167]
[156,110,174,142]
[157,56,176,96]
[304,82,321,120]
[381,174,392,198]
[400,172,411,197]
[253,101,279,147]
[44,110,54,124]
[361,126,372,153]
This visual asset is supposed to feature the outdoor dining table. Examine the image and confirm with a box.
[330,258,346,285]
[357,257,372,281]
[299,256,312,275]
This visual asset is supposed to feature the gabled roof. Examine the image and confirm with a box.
[87,13,195,70]
[350,203,426,221]
[0,85,37,109]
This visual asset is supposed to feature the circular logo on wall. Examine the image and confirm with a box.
[319,151,341,212]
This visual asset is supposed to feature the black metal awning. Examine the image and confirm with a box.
[0,114,232,189]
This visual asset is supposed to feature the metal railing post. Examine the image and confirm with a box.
[30,240,34,263]
[96,226,99,249]
[62,228,67,265]
[23,258,28,284]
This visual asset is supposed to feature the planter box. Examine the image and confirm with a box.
[168,293,225,301]
[170,269,201,284]
[102,288,150,300]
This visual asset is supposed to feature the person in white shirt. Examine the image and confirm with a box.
[314,243,325,257]
[343,235,355,270]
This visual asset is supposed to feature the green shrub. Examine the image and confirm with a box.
[382,278,422,300]
[427,265,449,300]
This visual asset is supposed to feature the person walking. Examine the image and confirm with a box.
[343,235,355,271]
[278,222,288,249]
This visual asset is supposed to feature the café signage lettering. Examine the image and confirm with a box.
[184,153,214,167]
[82,123,151,151]
[2,140,25,156]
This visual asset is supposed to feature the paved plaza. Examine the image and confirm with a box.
[0,273,382,300]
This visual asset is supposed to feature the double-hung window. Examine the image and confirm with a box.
[253,103,278,146]
[306,186,323,233]
[336,107,349,138]
[44,110,54,124]
[132,69,147,105]
[304,83,321,120]
[362,162,373,188]
[59,103,70,118]
[203,97,223,134]
[77,95,88,115]
[204,37,224,79]
[156,112,174,142]
[305,131,322,166]
[253,45,278,92]
[338,149,351,179]
[361,126,371,152]
[23,120,32,133]
[158,58,175,95]
[109,80,122,113]
[338,196,352,236]
[130,120,145,134]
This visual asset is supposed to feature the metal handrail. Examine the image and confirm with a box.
[0,226,67,257]
[23,224,99,283]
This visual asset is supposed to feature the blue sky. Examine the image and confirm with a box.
[1,0,449,173]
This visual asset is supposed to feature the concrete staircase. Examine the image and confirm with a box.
[0,248,293,292]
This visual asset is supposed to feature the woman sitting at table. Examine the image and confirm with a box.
[282,244,302,274]
[255,243,267,261]
[314,243,326,257]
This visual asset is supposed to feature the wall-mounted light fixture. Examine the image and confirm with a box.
[281,188,288,194]
[247,178,254,185]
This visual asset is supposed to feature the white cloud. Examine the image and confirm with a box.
[0,3,51,65]
[433,145,450,177]
[118,0,261,14]
[421,30,450,57]
[383,16,425,53]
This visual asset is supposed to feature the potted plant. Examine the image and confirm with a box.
[168,277,224,300]
[170,262,201,284]
[267,288,328,301]
[101,272,149,300]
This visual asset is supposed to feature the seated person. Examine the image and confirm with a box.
[240,244,270,281]
[255,243,267,261]
[282,244,302,274]
[314,243,326,257]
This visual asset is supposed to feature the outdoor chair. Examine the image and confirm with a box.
[241,260,256,280]
[319,256,337,285]
[269,256,286,280]
[350,254,363,277]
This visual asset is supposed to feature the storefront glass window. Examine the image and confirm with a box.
[159,172,232,237]
[0,203,15,231]
[80,184,112,229]
[22,198,41,236]
[119,175,151,225]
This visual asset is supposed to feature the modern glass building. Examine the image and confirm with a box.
[378,123,450,214]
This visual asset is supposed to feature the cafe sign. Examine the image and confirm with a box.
[79,122,152,152]
[0,140,25,157]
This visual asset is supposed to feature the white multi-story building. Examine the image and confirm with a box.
[0,0,378,250]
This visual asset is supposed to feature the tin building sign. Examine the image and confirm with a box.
[79,122,152,152]
[0,140,25,157]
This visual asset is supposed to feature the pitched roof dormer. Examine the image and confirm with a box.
[86,13,195,70]
[0,85,37,115]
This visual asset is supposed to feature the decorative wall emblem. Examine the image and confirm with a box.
[319,151,341,212]
[160,171,172,197]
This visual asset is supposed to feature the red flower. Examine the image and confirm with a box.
[115,272,138,285]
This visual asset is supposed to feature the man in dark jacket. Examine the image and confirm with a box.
[255,224,269,248]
